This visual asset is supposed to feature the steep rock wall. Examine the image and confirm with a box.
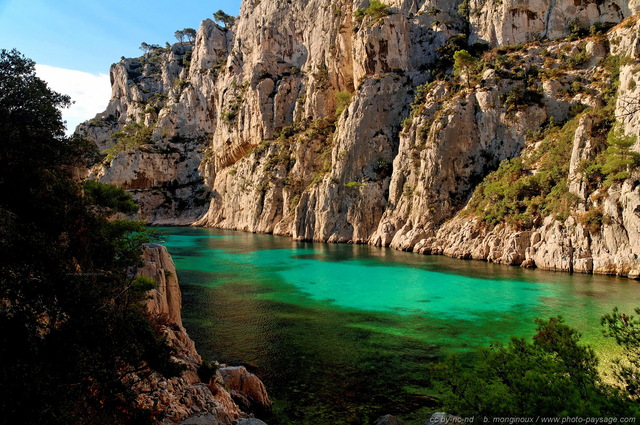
[469,0,640,46]
[78,24,230,224]
[410,17,640,277]
[81,1,640,277]
[136,244,271,424]
[196,0,461,235]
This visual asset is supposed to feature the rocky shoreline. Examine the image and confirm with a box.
[136,244,271,425]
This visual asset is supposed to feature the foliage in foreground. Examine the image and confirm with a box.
[434,315,640,418]
[0,49,182,424]
[602,308,640,400]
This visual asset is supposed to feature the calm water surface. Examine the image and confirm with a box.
[157,226,640,424]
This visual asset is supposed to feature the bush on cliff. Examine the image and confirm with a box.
[353,0,392,27]
[0,49,182,424]
[467,114,580,228]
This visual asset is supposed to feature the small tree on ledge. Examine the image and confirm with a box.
[140,42,151,53]
[174,30,185,44]
[453,49,477,88]
[213,10,236,28]
[183,28,197,43]
[175,28,197,44]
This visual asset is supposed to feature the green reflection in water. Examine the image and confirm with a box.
[157,226,640,424]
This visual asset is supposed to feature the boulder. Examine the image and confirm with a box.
[218,366,272,412]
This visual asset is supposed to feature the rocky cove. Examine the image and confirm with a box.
[146,226,640,424]
[79,0,640,279]
[72,0,640,417]
[9,0,640,421]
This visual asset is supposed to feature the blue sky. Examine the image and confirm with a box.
[0,0,241,131]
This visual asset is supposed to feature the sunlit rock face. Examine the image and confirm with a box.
[81,0,640,277]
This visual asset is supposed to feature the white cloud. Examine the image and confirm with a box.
[35,64,111,134]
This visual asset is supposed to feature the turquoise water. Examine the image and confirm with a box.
[158,227,640,424]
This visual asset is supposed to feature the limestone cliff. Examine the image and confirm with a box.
[135,244,271,424]
[80,0,640,277]
[402,19,640,278]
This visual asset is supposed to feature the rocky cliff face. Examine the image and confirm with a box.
[469,0,636,45]
[81,1,640,277]
[135,244,271,424]
[408,18,640,278]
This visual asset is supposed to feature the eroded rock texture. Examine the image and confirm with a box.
[81,1,640,277]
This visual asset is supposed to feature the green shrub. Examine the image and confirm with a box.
[407,81,437,118]
[131,275,158,294]
[429,34,469,81]
[84,180,138,214]
[590,21,614,35]
[221,81,248,126]
[221,106,239,124]
[568,47,590,68]
[334,90,352,116]
[601,307,640,402]
[173,79,190,91]
[570,80,583,93]
[402,183,414,197]
[579,208,606,233]
[568,102,588,118]
[312,63,330,90]
[601,126,639,186]
[567,18,588,40]
[500,85,544,115]
[457,0,470,19]
[468,116,580,228]
[182,50,192,68]
[353,0,391,27]
[105,122,153,162]
[373,157,392,177]
[434,316,638,418]
[601,55,633,104]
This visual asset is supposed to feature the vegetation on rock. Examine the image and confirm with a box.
[106,121,154,162]
[334,90,352,117]
[600,127,639,186]
[174,28,197,44]
[213,9,236,28]
[467,115,580,228]
[452,49,477,88]
[353,0,392,29]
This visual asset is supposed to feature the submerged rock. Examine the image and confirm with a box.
[374,414,406,425]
